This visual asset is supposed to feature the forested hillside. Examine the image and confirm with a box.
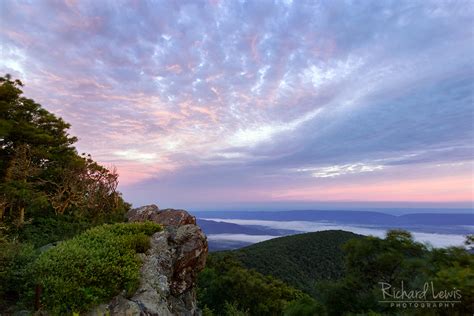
[198,230,473,315]
[233,230,361,296]
[197,230,362,315]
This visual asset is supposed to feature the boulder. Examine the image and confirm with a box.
[125,204,160,222]
[126,204,196,227]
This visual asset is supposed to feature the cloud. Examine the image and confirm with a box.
[203,218,470,248]
[207,234,276,244]
[0,0,473,206]
[295,163,384,178]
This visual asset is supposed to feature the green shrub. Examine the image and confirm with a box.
[33,222,162,314]
[223,301,250,316]
[283,296,326,316]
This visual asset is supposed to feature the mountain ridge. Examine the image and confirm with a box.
[193,210,474,226]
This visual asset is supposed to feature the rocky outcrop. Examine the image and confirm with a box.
[90,204,208,316]
[127,205,196,227]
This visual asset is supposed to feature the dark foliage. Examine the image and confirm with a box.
[0,239,38,311]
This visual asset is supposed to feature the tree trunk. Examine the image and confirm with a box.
[35,284,42,311]
[18,206,25,226]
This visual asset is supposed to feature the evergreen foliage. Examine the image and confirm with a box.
[0,74,129,237]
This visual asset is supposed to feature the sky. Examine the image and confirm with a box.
[1,0,473,210]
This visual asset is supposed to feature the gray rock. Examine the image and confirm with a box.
[126,204,196,227]
[125,204,160,222]
[37,241,61,253]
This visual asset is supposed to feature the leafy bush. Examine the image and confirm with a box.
[283,296,326,316]
[33,222,162,314]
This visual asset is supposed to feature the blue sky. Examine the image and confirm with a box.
[1,0,473,209]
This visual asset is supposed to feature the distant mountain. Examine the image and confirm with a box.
[396,213,474,225]
[197,218,300,251]
[207,239,253,252]
[197,218,296,235]
[194,210,474,227]
[222,230,363,296]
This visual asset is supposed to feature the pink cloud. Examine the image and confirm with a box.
[272,175,474,203]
